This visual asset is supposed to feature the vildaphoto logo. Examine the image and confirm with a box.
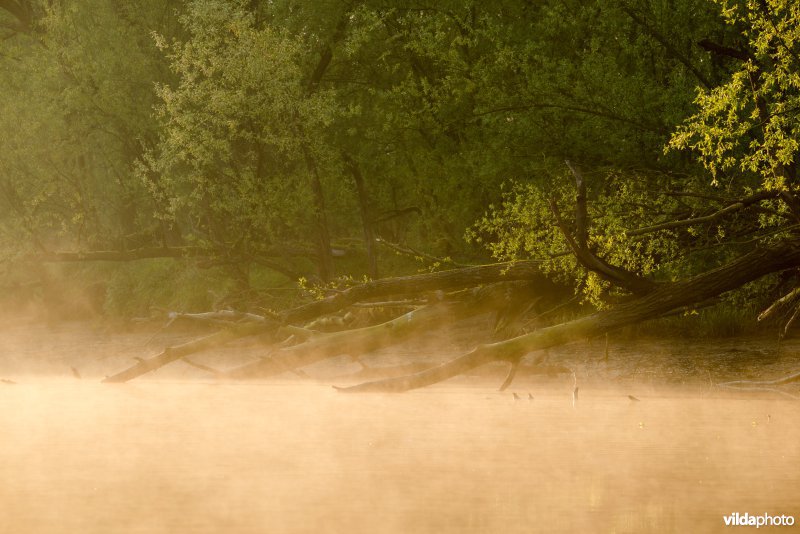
[723,513,795,528]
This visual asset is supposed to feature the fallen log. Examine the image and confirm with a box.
[282,260,550,324]
[224,303,454,380]
[225,282,534,379]
[337,241,800,392]
[102,322,272,383]
[102,262,554,382]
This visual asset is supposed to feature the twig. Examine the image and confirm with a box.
[759,286,800,322]
[718,369,800,388]
[182,358,226,378]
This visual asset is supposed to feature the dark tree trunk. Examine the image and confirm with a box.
[344,155,378,278]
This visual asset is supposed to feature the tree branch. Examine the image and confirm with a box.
[626,190,780,237]
[619,1,711,88]
[697,39,751,62]
[550,198,656,295]
[281,260,551,325]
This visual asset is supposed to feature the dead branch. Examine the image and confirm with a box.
[166,310,268,325]
[375,237,472,268]
[782,304,800,338]
[281,260,551,325]
[351,299,423,308]
[718,369,800,388]
[498,360,520,392]
[716,384,799,400]
[758,286,800,321]
[102,322,271,383]
[225,282,529,380]
[337,240,800,392]
[224,303,456,380]
[182,358,226,378]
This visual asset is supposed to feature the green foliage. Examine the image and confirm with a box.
[104,260,232,318]
[468,170,690,306]
[141,0,331,250]
[669,0,800,190]
[0,0,178,253]
[1,0,795,324]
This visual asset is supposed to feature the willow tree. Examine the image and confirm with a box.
[137,0,345,284]
[261,0,800,390]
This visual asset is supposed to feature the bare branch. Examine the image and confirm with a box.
[102,322,271,383]
[498,359,520,392]
[375,237,473,268]
[281,260,551,325]
[758,286,800,322]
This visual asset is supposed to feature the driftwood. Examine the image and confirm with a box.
[337,241,800,392]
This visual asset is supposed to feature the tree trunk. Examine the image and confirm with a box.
[344,155,378,279]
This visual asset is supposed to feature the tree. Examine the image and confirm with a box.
[103,0,800,391]
[0,0,179,259]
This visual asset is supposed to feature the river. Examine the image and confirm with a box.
[0,380,797,533]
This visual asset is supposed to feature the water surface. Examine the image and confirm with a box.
[0,381,797,533]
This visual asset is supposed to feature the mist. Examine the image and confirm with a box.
[1,323,799,533]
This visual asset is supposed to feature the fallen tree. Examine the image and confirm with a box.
[103,239,800,390]
[337,240,800,392]
[101,264,555,383]
[224,282,534,380]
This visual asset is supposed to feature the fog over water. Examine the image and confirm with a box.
[1,324,799,533]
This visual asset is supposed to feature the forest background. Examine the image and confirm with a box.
[1,0,799,340]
